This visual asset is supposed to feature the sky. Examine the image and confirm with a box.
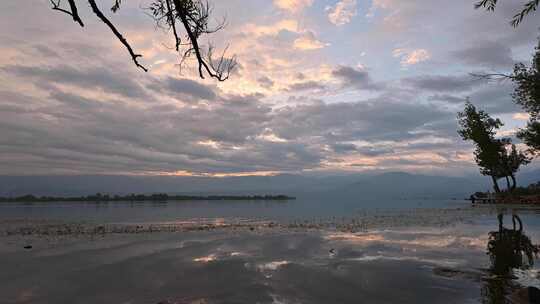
[0,0,539,177]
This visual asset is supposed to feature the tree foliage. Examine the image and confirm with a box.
[512,39,540,118]
[49,0,236,80]
[458,101,506,191]
[475,0,539,27]
[513,39,540,155]
[458,102,529,192]
[518,121,540,152]
[472,38,540,155]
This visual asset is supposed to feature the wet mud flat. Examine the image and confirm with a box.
[1,206,539,304]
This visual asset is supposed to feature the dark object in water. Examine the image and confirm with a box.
[23,245,32,249]
[508,286,540,303]
[531,286,540,303]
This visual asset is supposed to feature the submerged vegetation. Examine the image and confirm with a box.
[0,193,295,203]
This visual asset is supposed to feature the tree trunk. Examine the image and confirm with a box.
[510,175,517,191]
[505,176,511,191]
[491,175,501,193]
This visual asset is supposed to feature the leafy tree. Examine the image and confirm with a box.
[475,0,539,27]
[473,38,540,156]
[458,101,507,192]
[517,121,540,152]
[511,39,540,117]
[514,39,540,154]
[49,0,236,80]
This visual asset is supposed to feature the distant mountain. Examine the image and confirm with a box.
[325,172,489,200]
[0,170,538,199]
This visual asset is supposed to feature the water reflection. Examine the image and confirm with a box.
[482,213,540,303]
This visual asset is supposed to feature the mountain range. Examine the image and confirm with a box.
[0,170,538,200]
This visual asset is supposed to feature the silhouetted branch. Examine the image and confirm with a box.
[475,0,539,27]
[111,0,122,13]
[470,72,514,81]
[49,0,236,80]
[165,0,181,51]
[173,0,230,80]
[511,0,540,27]
[50,0,84,27]
[87,0,148,72]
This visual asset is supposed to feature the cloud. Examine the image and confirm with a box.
[1,1,538,176]
[392,48,431,66]
[402,75,480,92]
[151,77,217,101]
[257,76,275,88]
[469,83,521,114]
[2,64,147,99]
[271,95,452,142]
[285,81,327,92]
[0,68,460,175]
[452,41,514,68]
[245,19,300,37]
[332,66,382,90]
[273,0,314,13]
[293,31,328,50]
[331,143,394,156]
[327,0,357,26]
[427,94,466,104]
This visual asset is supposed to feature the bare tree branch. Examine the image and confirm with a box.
[49,0,236,80]
[165,0,181,51]
[87,0,148,72]
[50,0,84,27]
[470,72,514,81]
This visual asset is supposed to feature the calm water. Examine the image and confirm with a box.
[0,197,468,223]
[2,199,540,303]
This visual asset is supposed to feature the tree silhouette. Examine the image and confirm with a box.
[514,39,540,155]
[458,101,508,192]
[49,0,237,80]
[487,214,538,275]
[482,213,539,303]
[475,0,539,27]
[472,38,540,156]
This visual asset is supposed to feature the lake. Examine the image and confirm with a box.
[2,198,540,303]
[0,197,469,223]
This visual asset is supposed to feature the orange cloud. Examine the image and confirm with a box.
[392,48,431,66]
[273,0,314,12]
[293,32,328,50]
